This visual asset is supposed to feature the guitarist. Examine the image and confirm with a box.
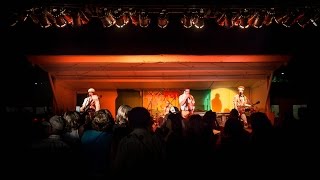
[80,88,100,112]
[233,86,251,128]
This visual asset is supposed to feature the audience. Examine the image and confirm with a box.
[30,105,308,178]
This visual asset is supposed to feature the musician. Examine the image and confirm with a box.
[80,88,100,112]
[233,86,251,127]
[179,88,195,119]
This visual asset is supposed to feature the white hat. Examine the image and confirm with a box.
[88,88,95,93]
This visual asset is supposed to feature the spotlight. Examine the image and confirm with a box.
[112,8,129,28]
[216,12,226,27]
[181,10,193,28]
[51,8,67,28]
[79,10,90,25]
[263,10,275,26]
[29,8,40,24]
[248,12,258,27]
[310,11,320,27]
[71,11,82,27]
[99,8,115,28]
[62,9,73,25]
[224,12,233,28]
[296,11,312,28]
[8,10,28,27]
[129,8,139,26]
[232,13,241,27]
[274,11,287,24]
[139,10,150,28]
[282,11,297,28]
[193,9,205,28]
[158,9,169,28]
[38,9,53,28]
[239,9,249,28]
[216,11,233,28]
[253,12,265,28]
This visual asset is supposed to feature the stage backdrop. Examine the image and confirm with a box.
[142,90,180,118]
[142,89,211,117]
[115,89,142,114]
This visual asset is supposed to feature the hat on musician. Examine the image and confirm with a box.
[237,86,245,90]
[88,88,95,93]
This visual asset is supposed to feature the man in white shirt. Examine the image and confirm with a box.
[233,86,251,127]
[80,88,100,112]
[179,88,195,119]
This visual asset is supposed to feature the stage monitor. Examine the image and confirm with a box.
[76,106,80,112]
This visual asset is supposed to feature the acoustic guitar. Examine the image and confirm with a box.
[84,98,94,112]
[238,101,260,116]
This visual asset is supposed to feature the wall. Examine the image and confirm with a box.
[53,80,76,114]
[115,89,142,116]
[251,80,269,113]
[99,90,118,117]
[191,90,211,111]
[210,87,241,113]
[210,82,268,114]
[142,90,180,117]
[251,79,275,124]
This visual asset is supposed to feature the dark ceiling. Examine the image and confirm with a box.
[2,0,319,55]
[3,18,319,56]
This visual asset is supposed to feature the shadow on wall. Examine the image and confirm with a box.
[211,93,222,112]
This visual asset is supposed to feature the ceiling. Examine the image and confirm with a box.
[27,54,290,91]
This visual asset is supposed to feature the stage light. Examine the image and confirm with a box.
[253,12,265,28]
[38,9,54,28]
[181,10,193,28]
[282,12,297,28]
[8,10,28,27]
[274,11,287,24]
[193,9,205,28]
[51,8,67,28]
[27,8,53,28]
[112,8,129,28]
[71,11,82,27]
[224,12,233,28]
[248,12,258,27]
[216,12,226,26]
[139,10,150,28]
[158,9,169,28]
[310,11,319,27]
[296,10,312,28]
[62,9,73,25]
[232,13,241,27]
[79,10,90,25]
[129,8,139,26]
[263,10,275,26]
[216,11,233,28]
[239,16,249,28]
[239,9,249,28]
[99,8,115,28]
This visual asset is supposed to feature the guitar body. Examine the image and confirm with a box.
[245,107,255,116]
[237,101,260,116]
[84,98,95,112]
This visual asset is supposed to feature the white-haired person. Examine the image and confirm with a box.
[80,88,100,112]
